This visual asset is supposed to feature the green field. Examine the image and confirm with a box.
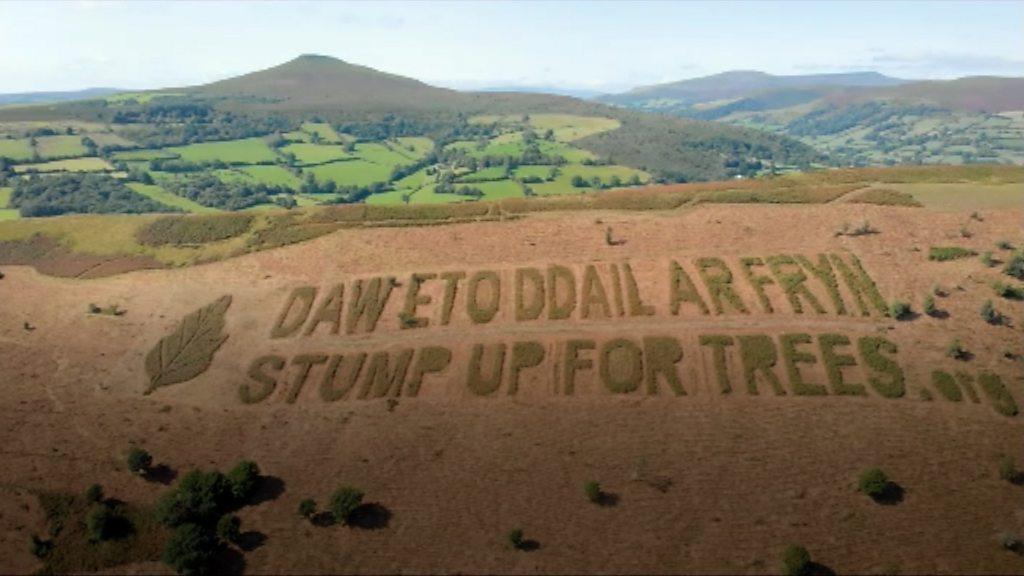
[13,157,113,173]
[86,132,138,149]
[300,122,345,143]
[126,183,218,213]
[1,186,17,220]
[0,138,34,161]
[36,135,87,159]
[239,165,302,188]
[167,137,277,164]
[472,180,524,200]
[308,159,393,186]
[395,137,434,158]
[281,143,350,165]
[354,142,418,167]
[457,166,508,182]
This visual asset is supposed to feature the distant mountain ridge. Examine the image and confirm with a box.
[0,87,123,106]
[599,71,908,107]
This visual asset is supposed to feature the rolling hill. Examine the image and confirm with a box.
[0,55,822,204]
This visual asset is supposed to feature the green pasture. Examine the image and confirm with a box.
[281,142,350,165]
[239,165,302,188]
[394,137,433,159]
[126,183,217,213]
[394,166,435,189]
[86,132,138,149]
[36,135,87,159]
[308,159,392,186]
[167,137,277,164]
[354,142,415,168]
[457,166,508,182]
[13,157,113,173]
[0,138,34,161]
[300,122,344,143]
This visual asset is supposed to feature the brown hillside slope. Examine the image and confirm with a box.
[0,200,1022,574]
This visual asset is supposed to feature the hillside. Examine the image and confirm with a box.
[600,72,1024,167]
[0,165,1022,575]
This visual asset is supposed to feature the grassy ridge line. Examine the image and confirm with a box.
[1,165,1021,276]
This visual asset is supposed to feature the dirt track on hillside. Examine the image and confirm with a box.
[1,203,1023,574]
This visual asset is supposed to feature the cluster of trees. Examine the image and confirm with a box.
[116,106,291,149]
[569,173,642,189]
[10,174,179,216]
[156,460,262,574]
[163,174,290,210]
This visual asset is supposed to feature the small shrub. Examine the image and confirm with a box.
[329,487,364,525]
[782,544,811,576]
[980,300,1002,325]
[87,303,101,314]
[85,483,104,504]
[1005,252,1024,280]
[126,447,152,475]
[931,283,946,297]
[507,528,525,550]
[981,251,996,267]
[947,338,969,360]
[584,481,601,503]
[999,456,1018,483]
[996,240,1014,251]
[226,460,260,503]
[888,300,912,320]
[922,294,936,316]
[1001,532,1022,553]
[86,505,116,542]
[929,246,976,261]
[857,468,892,500]
[298,498,316,519]
[970,211,983,222]
[162,523,219,576]
[993,281,1024,300]
[216,514,241,544]
[960,226,973,238]
[30,534,51,558]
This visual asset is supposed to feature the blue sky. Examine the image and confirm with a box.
[1,1,1021,93]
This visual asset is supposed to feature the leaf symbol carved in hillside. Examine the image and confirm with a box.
[144,295,233,395]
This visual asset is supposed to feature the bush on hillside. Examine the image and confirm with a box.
[329,487,364,525]
[857,468,893,501]
[216,514,241,545]
[781,544,811,576]
[226,460,260,503]
[127,448,152,475]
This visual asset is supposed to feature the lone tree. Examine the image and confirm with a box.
[584,481,601,503]
[782,544,811,576]
[127,448,152,475]
[85,483,104,504]
[329,487,364,525]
